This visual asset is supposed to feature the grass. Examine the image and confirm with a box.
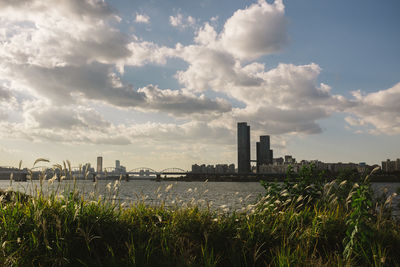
[0,163,399,266]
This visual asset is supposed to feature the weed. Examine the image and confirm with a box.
[0,161,399,266]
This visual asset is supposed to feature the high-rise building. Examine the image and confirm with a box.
[237,122,250,173]
[256,135,273,172]
[116,160,120,169]
[382,158,400,172]
[97,156,103,173]
[284,155,295,164]
[82,163,92,174]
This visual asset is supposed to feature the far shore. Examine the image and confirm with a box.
[1,172,400,183]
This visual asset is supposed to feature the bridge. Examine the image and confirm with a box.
[57,166,187,180]
[87,167,187,181]
[0,165,288,182]
[127,167,187,175]
[0,165,190,181]
[122,167,187,180]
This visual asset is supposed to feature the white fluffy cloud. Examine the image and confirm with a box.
[0,84,18,121]
[137,85,231,116]
[3,62,231,116]
[125,41,176,66]
[169,13,197,29]
[0,98,233,146]
[135,13,150,24]
[220,0,287,60]
[0,0,128,68]
[175,43,346,134]
[0,0,229,118]
[175,46,262,92]
[345,83,400,135]
[0,0,397,158]
[21,99,111,131]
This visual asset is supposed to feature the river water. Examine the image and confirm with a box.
[0,180,399,213]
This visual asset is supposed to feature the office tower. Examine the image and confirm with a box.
[256,135,273,173]
[97,156,103,173]
[116,160,120,169]
[82,163,91,174]
[237,122,250,173]
[284,155,295,164]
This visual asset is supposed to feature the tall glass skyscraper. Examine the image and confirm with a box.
[237,122,250,173]
[97,156,103,173]
[256,135,273,173]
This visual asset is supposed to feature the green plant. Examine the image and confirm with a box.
[343,180,374,262]
[1,162,400,266]
[342,168,379,264]
[260,164,325,212]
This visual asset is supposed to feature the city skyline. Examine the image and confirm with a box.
[0,0,399,170]
[4,130,397,173]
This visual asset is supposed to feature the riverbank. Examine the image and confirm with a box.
[1,174,400,266]
[159,173,400,183]
[3,172,399,183]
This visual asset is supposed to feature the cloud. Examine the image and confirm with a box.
[0,0,397,156]
[240,63,345,110]
[219,0,287,60]
[0,85,12,101]
[344,83,400,135]
[22,100,111,130]
[0,99,128,144]
[0,101,234,146]
[0,0,129,69]
[3,62,143,105]
[0,0,115,20]
[232,106,328,135]
[29,107,85,130]
[175,47,345,134]
[135,13,150,24]
[0,84,18,121]
[176,0,287,60]
[137,85,231,116]
[175,45,263,93]
[194,23,218,46]
[3,61,229,117]
[169,13,197,29]
[125,41,176,66]
[0,0,227,119]
[0,0,336,138]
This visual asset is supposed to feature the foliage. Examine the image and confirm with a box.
[0,164,399,266]
[260,164,326,211]
[260,165,400,266]
[343,177,374,263]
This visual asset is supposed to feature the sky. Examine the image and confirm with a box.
[0,0,399,170]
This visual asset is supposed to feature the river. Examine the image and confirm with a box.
[0,180,399,213]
